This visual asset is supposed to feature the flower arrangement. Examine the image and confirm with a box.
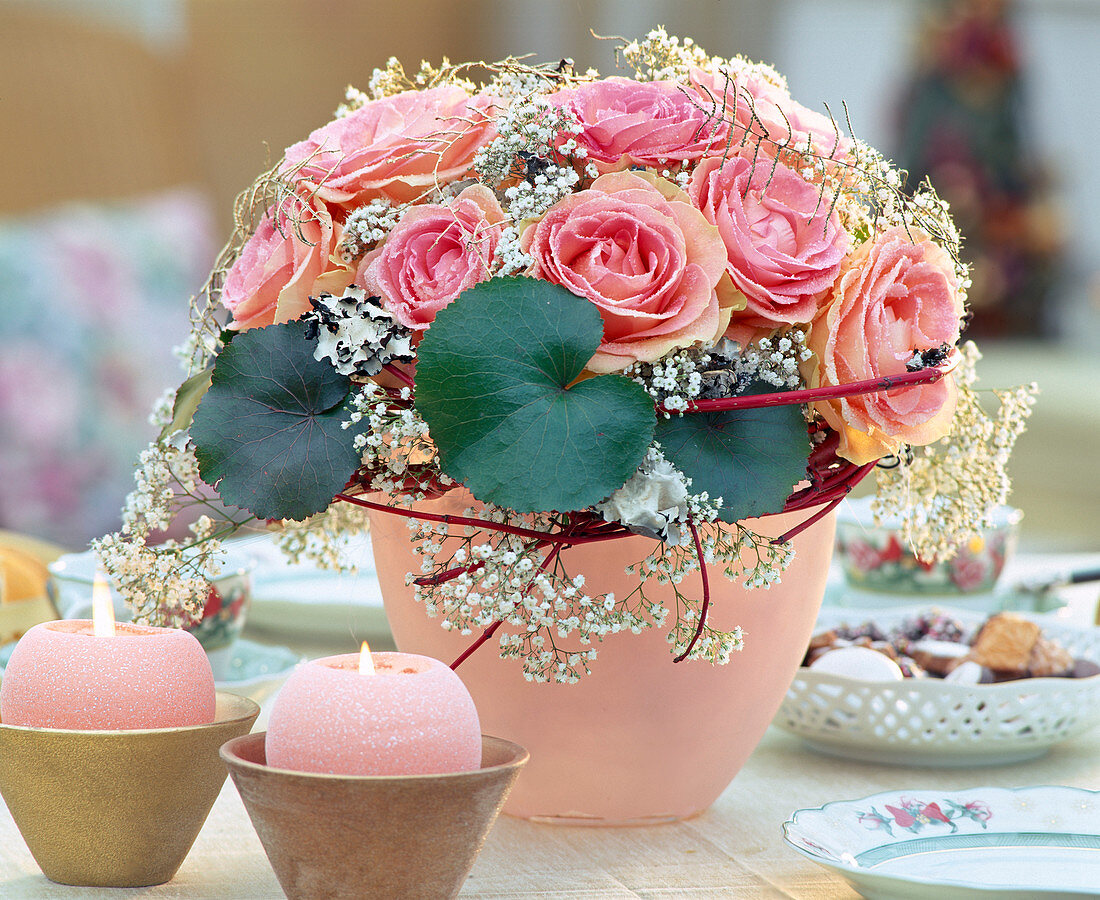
[96,30,1035,683]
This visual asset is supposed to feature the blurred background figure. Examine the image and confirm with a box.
[1,0,1096,551]
[894,0,1063,338]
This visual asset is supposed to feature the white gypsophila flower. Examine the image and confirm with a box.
[301,286,414,377]
[92,532,219,626]
[147,388,177,429]
[338,199,401,262]
[597,448,691,545]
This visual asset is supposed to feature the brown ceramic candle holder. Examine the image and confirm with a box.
[0,691,259,887]
[221,732,528,900]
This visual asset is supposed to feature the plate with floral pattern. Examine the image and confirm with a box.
[783,786,1100,898]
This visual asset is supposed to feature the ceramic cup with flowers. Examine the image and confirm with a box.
[47,548,254,679]
[836,496,1022,596]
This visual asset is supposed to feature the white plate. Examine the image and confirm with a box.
[213,638,303,705]
[243,534,392,645]
[821,571,1068,614]
[775,606,1100,766]
[784,785,1100,898]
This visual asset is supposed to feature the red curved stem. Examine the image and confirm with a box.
[450,620,502,670]
[662,364,949,416]
[382,362,415,389]
[673,517,710,664]
[413,561,484,587]
[449,542,564,671]
[336,493,635,546]
[782,462,872,512]
[773,462,876,543]
[774,495,846,545]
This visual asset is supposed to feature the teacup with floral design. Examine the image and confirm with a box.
[836,497,1021,596]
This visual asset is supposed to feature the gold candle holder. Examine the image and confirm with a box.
[221,732,528,900]
[0,691,259,887]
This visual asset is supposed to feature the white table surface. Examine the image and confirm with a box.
[2,553,1098,899]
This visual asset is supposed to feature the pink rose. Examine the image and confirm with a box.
[690,65,851,162]
[804,227,964,464]
[357,185,506,330]
[520,171,737,373]
[281,86,496,207]
[221,192,351,331]
[688,154,846,341]
[551,77,730,174]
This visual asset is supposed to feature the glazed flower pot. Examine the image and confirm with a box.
[370,491,835,825]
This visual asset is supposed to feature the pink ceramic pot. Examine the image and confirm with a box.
[370,491,835,825]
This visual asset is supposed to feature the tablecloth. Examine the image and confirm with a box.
[1,553,1097,898]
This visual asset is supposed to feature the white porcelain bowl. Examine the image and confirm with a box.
[775,607,1100,766]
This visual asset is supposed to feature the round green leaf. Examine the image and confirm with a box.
[415,277,656,512]
[656,383,810,523]
[190,320,364,521]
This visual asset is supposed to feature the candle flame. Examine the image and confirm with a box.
[92,574,116,638]
[359,641,375,676]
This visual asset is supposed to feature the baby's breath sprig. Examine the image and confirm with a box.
[624,349,709,416]
[338,199,402,263]
[629,333,811,420]
[734,330,813,390]
[344,381,452,501]
[272,502,371,571]
[366,56,479,99]
[474,93,585,224]
[401,508,649,683]
[630,518,793,663]
[93,428,255,625]
[872,342,1038,561]
[613,27,716,82]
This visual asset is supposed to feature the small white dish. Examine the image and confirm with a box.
[784,785,1100,898]
[244,534,391,646]
[776,606,1100,766]
[213,638,303,706]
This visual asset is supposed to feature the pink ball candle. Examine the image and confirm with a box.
[265,651,482,776]
[0,621,216,730]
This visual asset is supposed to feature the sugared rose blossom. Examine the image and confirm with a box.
[357,185,506,330]
[690,65,851,161]
[222,193,351,331]
[281,86,495,207]
[803,228,964,464]
[688,154,846,341]
[520,171,737,373]
[551,77,730,174]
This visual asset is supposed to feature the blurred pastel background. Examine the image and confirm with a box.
[1,0,1097,552]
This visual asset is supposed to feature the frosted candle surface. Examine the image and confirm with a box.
[0,621,216,729]
[265,652,482,776]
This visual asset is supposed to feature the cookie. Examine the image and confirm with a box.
[967,613,1041,677]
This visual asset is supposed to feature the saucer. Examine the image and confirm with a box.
[213,638,303,704]
[784,785,1100,898]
